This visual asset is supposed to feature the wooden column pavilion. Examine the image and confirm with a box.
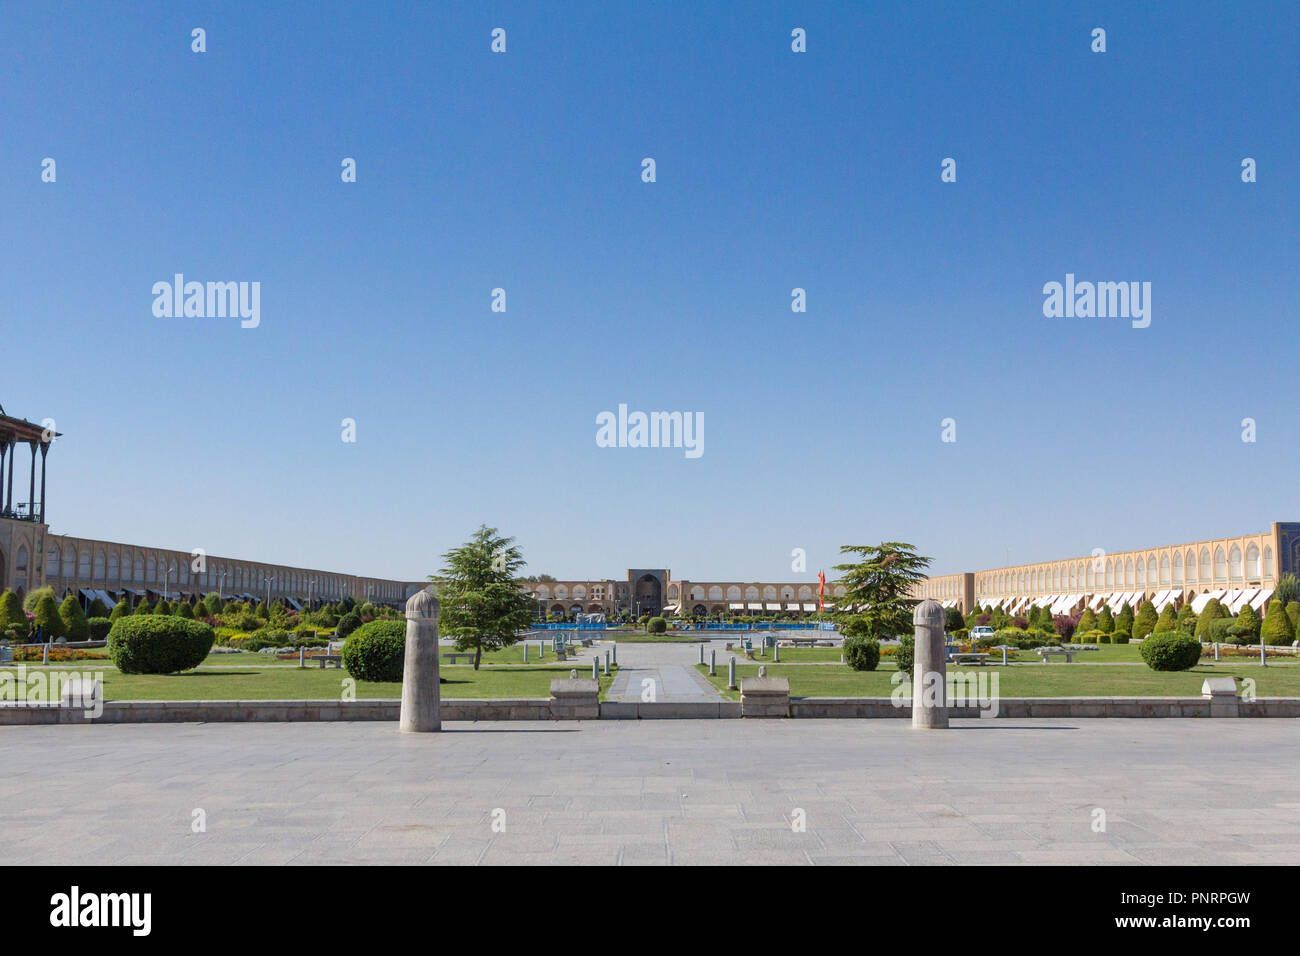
[0,405,59,525]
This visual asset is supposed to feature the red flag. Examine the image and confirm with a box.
[817,570,825,610]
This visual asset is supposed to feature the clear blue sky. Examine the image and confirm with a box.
[3,1,1296,584]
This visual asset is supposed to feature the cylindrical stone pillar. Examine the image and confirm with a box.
[399,587,441,732]
[911,598,948,729]
[612,643,617,666]
[728,656,736,689]
[709,648,716,676]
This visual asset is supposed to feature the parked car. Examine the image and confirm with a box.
[970,625,995,641]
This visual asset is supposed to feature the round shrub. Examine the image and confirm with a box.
[646,616,667,634]
[108,616,215,674]
[342,620,406,682]
[893,635,914,676]
[337,610,362,639]
[87,617,113,642]
[843,636,881,671]
[1139,631,1202,671]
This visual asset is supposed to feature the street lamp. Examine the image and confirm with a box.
[163,561,177,604]
[263,574,276,609]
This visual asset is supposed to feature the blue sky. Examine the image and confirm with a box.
[2,1,1296,584]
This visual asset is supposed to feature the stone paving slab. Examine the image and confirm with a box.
[2,718,1299,865]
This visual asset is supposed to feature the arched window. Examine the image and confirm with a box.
[1172,552,1182,585]
[16,545,28,571]
[1105,560,1114,588]
[1229,545,1243,582]
[1086,563,1094,589]
[1136,559,1145,586]
[710,585,725,600]
[62,545,75,578]
[146,557,156,583]
[745,586,759,599]
[1199,548,1211,581]
[46,546,59,576]
[134,554,144,583]
[108,552,119,580]
[1124,558,1134,587]
[94,550,105,580]
[1214,547,1227,582]
[1264,546,1275,578]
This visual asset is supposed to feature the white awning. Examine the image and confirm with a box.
[747,603,763,611]
[802,603,818,611]
[765,603,782,611]
[661,604,679,614]
[729,602,745,610]
[95,589,117,609]
[1191,590,1226,613]
[1228,588,1257,614]
[785,603,802,611]
[1250,588,1274,611]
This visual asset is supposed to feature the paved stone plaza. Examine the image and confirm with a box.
[2,718,1298,865]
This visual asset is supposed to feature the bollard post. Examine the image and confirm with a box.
[43,643,49,666]
[699,644,704,664]
[523,642,528,663]
[299,646,305,668]
[1213,641,1219,662]
[399,588,441,732]
[728,656,736,690]
[603,652,610,676]
[709,648,716,676]
[612,643,617,666]
[912,599,948,729]
[592,657,598,679]
[774,641,780,663]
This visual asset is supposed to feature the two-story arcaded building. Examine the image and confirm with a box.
[912,523,1300,619]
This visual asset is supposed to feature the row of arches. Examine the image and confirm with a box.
[977,542,1275,597]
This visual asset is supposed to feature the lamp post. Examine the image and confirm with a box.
[163,561,176,604]
[263,574,276,609]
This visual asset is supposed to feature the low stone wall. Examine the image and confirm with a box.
[0,698,556,724]
[601,701,741,719]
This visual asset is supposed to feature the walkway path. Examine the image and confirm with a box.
[603,639,731,703]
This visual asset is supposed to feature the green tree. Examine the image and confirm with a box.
[1275,573,1299,608]
[109,601,129,621]
[829,542,931,641]
[1287,601,1300,635]
[432,525,538,670]
[135,598,152,615]
[1261,598,1295,646]
[1195,598,1223,639]
[1177,602,1197,633]
[1132,599,1158,641]
[1038,610,1057,635]
[1097,605,1114,633]
[944,606,965,633]
[33,593,65,641]
[0,589,24,631]
[1115,603,1134,639]
[1076,607,1097,633]
[23,586,54,613]
[58,594,89,641]
[1026,605,1040,629]
[1229,603,1259,642]
[156,599,173,616]
[1153,604,1177,633]
[176,601,195,619]
[88,596,110,618]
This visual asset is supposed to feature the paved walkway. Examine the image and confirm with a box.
[3,718,1299,865]
[604,639,726,702]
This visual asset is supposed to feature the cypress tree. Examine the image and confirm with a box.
[33,593,65,640]
[1231,603,1260,642]
[1153,604,1177,633]
[1261,598,1296,646]
[58,594,89,641]
[1097,605,1114,633]
[1132,599,1158,641]
[1077,607,1097,633]
[176,601,195,619]
[1195,598,1225,639]
[1287,601,1300,634]
[135,598,152,615]
[0,589,23,631]
[109,601,128,621]
[1115,603,1135,638]
[1177,603,1197,632]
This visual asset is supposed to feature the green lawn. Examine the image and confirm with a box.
[2,663,616,701]
[697,660,1300,699]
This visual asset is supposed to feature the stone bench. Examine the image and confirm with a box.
[549,678,599,719]
[740,677,789,718]
[441,653,476,665]
[317,655,343,669]
[1036,647,1081,663]
[948,652,990,665]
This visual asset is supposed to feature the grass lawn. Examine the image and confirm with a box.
[1,663,616,701]
[697,660,1300,699]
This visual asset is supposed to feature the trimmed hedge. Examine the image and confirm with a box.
[1139,631,1201,671]
[893,636,914,676]
[342,620,406,682]
[87,617,113,642]
[843,636,881,671]
[646,616,667,634]
[108,616,215,674]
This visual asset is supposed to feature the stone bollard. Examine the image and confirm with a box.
[523,642,528,663]
[728,656,736,690]
[612,643,617,666]
[592,657,599,679]
[1213,641,1219,662]
[912,598,948,729]
[42,643,49,665]
[773,642,780,663]
[699,644,705,664]
[604,650,610,674]
[399,588,441,733]
[709,648,716,676]
[758,664,767,678]
[570,668,577,678]
[299,646,305,668]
